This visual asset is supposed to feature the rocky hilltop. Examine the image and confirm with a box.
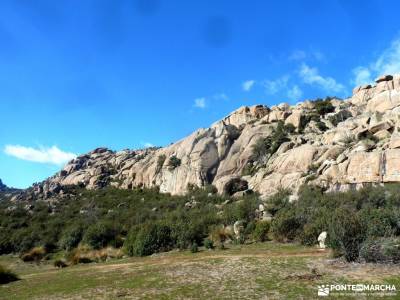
[17,74,400,201]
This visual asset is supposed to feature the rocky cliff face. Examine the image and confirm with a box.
[17,74,400,201]
[0,179,8,192]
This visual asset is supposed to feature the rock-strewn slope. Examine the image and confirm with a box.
[19,74,400,200]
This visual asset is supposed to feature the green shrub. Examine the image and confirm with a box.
[265,189,290,216]
[313,98,335,115]
[59,225,84,251]
[0,230,13,255]
[271,209,303,242]
[204,238,214,249]
[125,223,173,257]
[222,197,258,224]
[168,155,181,169]
[123,226,141,256]
[83,222,118,250]
[250,121,291,163]
[190,242,199,253]
[358,208,395,238]
[299,223,321,246]
[327,208,366,262]
[0,264,19,284]
[252,221,270,242]
[359,237,400,263]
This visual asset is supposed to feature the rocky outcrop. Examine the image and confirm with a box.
[0,179,8,192]
[17,73,400,201]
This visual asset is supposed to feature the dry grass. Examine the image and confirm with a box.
[1,243,400,299]
[20,247,47,263]
[68,246,124,265]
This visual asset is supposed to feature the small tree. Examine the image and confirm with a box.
[327,208,366,262]
[83,222,118,250]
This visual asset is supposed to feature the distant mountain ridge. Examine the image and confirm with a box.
[11,74,400,202]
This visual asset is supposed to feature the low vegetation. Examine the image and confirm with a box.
[269,184,400,262]
[1,182,400,268]
[168,155,181,169]
[0,264,19,284]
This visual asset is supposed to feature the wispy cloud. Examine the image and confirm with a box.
[352,36,400,85]
[213,93,228,100]
[288,50,306,61]
[288,49,325,62]
[299,63,345,93]
[141,142,154,148]
[287,85,303,101]
[194,97,206,108]
[262,76,290,94]
[242,80,255,91]
[352,67,372,86]
[4,145,76,165]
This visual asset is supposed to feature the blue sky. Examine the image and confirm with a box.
[1,0,400,188]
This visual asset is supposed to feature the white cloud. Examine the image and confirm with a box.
[287,85,303,101]
[213,93,228,100]
[373,37,400,75]
[352,66,372,86]
[262,76,290,94]
[242,80,255,91]
[194,97,206,108]
[4,145,76,165]
[299,63,345,93]
[288,50,325,62]
[352,37,400,85]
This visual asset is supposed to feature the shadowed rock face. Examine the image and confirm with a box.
[0,179,7,192]
[18,74,400,200]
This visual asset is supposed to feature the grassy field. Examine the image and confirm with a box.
[1,242,400,300]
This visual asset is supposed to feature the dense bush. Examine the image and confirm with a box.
[327,208,366,262]
[124,223,173,256]
[83,222,119,250]
[266,184,400,262]
[270,209,303,242]
[59,225,84,251]
[359,237,400,263]
[0,264,19,284]
[252,221,270,242]
[265,189,290,216]
[2,181,400,263]
[222,196,258,224]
